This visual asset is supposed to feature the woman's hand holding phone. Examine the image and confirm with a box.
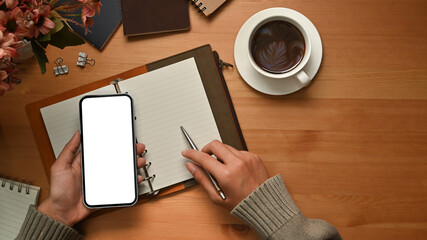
[38,131,147,226]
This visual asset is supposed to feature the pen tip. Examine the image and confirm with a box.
[220,192,226,200]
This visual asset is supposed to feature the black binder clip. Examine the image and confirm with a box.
[53,57,68,76]
[77,52,95,67]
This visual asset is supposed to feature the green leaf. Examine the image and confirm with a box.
[49,10,62,20]
[31,40,48,74]
[38,40,49,48]
[37,33,51,42]
[49,26,85,49]
[50,19,64,35]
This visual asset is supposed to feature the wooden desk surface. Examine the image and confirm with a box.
[1,0,426,239]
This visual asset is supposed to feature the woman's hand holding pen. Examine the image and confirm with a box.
[181,140,269,211]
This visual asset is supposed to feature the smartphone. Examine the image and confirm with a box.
[79,94,138,208]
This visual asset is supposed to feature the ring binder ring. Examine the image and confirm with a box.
[142,160,157,195]
[110,78,123,94]
[144,174,156,181]
[140,149,147,158]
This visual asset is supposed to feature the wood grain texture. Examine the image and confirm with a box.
[0,0,426,239]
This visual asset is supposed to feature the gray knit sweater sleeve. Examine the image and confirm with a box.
[16,205,82,240]
[231,175,342,240]
[17,175,340,240]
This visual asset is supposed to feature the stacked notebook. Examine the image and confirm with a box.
[120,0,229,36]
[121,0,190,36]
[61,0,229,46]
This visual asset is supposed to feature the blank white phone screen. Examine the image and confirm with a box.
[80,95,137,207]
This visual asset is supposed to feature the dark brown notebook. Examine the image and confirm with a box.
[121,0,190,36]
[26,45,246,198]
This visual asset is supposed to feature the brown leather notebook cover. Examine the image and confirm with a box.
[26,44,246,198]
[121,0,190,36]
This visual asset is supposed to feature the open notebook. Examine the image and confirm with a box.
[0,177,40,240]
[40,58,221,195]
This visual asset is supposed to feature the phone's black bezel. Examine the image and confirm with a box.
[79,94,138,209]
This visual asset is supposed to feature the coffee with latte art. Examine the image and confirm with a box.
[250,20,305,74]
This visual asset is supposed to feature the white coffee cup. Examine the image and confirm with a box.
[247,13,312,86]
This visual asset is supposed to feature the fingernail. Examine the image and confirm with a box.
[181,150,188,155]
[186,162,196,174]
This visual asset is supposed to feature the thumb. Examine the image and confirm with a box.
[72,152,82,169]
[186,162,221,202]
[57,131,81,166]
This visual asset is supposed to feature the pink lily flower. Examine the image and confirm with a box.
[78,0,101,33]
[0,0,18,9]
[15,10,36,38]
[32,4,55,37]
[0,31,21,58]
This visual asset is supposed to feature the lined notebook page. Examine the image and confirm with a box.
[119,58,222,194]
[41,85,116,157]
[0,178,40,240]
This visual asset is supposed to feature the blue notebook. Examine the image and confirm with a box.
[56,1,122,50]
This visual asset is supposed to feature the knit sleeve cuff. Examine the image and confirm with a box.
[231,174,301,240]
[16,205,82,240]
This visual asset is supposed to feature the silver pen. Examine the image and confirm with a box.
[180,126,226,200]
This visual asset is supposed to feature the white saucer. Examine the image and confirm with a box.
[234,8,323,95]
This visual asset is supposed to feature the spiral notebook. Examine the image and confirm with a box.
[191,0,227,16]
[0,177,40,240]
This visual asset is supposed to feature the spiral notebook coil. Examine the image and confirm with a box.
[191,0,207,13]
[1,176,32,194]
